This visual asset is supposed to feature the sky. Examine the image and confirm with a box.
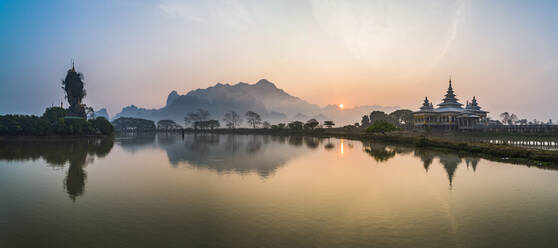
[1,0,557,122]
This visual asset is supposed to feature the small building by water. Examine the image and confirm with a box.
[414,79,489,130]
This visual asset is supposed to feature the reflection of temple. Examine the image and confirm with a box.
[438,154,461,188]
[414,149,435,171]
[361,142,486,188]
[414,149,469,188]
[464,157,480,171]
[0,138,114,200]
[414,78,489,130]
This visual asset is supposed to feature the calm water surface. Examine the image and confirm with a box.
[1,133,558,247]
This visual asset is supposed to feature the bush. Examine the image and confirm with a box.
[42,107,66,123]
[366,120,397,134]
[91,117,114,135]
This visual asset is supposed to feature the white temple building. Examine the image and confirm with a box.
[414,79,489,130]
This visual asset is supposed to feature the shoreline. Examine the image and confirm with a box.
[5,128,558,166]
[175,128,558,166]
[0,134,112,141]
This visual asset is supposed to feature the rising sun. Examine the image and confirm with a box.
[339,104,344,109]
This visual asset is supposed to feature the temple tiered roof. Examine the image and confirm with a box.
[465,96,488,114]
[416,78,489,115]
[437,78,463,111]
[420,97,434,111]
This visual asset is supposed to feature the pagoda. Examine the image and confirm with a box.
[437,78,463,110]
[413,77,489,130]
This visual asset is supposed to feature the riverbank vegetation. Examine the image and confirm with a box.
[0,107,113,136]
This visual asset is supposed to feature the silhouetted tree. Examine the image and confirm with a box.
[207,120,220,130]
[288,121,303,130]
[304,119,319,129]
[500,112,518,125]
[245,111,262,128]
[223,111,242,129]
[112,117,155,131]
[185,109,210,129]
[323,120,335,128]
[157,120,182,131]
[262,121,271,129]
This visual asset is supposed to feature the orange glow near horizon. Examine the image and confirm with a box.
[339,104,344,109]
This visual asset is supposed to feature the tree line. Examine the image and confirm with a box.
[499,112,554,125]
[0,107,113,136]
[152,109,339,131]
[152,108,417,134]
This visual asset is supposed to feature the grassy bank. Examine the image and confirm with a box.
[179,128,558,165]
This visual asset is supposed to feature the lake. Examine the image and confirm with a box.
[1,133,558,247]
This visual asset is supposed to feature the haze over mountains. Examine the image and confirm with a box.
[112,79,398,126]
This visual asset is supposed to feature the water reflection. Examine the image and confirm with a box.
[0,138,114,200]
[117,134,309,178]
[414,149,436,171]
[4,134,558,247]
[116,132,157,153]
[464,157,480,171]
[438,153,461,188]
[362,142,537,188]
[3,134,556,200]
[363,143,397,162]
[117,134,496,188]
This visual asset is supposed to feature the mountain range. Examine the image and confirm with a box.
[111,79,398,126]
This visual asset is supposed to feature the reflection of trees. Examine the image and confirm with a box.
[0,138,114,200]
[157,133,180,145]
[186,134,220,155]
[288,136,303,147]
[117,132,156,153]
[246,135,262,154]
[156,134,306,178]
[324,138,335,150]
[225,134,241,154]
[304,137,320,149]
[363,143,396,162]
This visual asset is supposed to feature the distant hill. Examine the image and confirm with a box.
[113,79,398,125]
[93,108,110,120]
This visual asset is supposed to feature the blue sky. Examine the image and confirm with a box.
[1,0,558,122]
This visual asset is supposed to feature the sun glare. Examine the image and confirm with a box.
[339,104,344,109]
